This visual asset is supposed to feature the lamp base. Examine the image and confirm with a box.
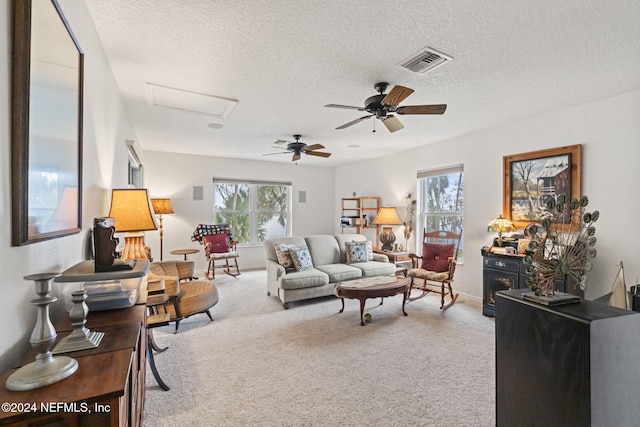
[121,232,152,262]
[379,227,396,251]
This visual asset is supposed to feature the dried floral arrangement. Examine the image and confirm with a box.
[524,194,599,296]
[403,193,417,242]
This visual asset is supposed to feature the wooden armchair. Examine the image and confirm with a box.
[407,229,462,310]
[203,232,241,279]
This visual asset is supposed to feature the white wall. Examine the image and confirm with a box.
[0,1,136,372]
[142,151,335,273]
[335,90,640,301]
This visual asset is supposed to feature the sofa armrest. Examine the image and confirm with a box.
[372,253,389,263]
[266,259,286,296]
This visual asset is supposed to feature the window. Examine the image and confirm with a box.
[213,178,292,245]
[417,165,464,258]
[127,141,143,188]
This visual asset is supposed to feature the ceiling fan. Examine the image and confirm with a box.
[325,82,447,133]
[263,135,331,162]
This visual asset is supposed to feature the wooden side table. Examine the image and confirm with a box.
[373,249,412,276]
[170,248,200,260]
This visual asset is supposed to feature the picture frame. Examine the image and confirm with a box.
[503,145,581,229]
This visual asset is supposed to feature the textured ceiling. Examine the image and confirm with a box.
[85,0,640,167]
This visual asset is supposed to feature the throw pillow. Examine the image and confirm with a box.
[274,243,296,269]
[421,243,455,272]
[366,240,374,261]
[289,246,314,271]
[345,241,369,264]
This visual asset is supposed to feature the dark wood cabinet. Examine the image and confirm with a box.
[0,305,147,426]
[482,252,528,316]
[495,289,640,426]
[482,250,570,316]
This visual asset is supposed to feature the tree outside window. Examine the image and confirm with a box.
[214,181,291,244]
[418,166,464,258]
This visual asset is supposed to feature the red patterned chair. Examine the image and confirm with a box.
[407,229,462,310]
[203,232,241,280]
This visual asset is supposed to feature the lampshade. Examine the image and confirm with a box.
[372,207,403,225]
[108,189,158,232]
[487,214,515,235]
[151,198,175,216]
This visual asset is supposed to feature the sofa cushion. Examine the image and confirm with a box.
[366,240,374,261]
[289,246,314,271]
[305,235,342,265]
[314,263,362,283]
[279,269,329,290]
[351,261,396,277]
[274,243,296,269]
[345,241,369,264]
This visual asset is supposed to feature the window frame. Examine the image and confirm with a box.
[212,178,292,246]
[416,165,464,260]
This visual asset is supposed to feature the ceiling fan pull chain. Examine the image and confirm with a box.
[372,119,376,133]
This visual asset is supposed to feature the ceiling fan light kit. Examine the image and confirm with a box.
[325,82,447,133]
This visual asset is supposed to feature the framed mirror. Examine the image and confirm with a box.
[12,0,83,245]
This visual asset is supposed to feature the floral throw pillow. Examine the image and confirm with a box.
[366,240,374,261]
[345,241,369,264]
[274,243,296,269]
[289,246,314,272]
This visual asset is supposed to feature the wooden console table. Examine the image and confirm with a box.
[0,299,148,426]
[0,260,149,427]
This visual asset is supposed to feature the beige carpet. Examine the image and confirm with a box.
[143,270,496,426]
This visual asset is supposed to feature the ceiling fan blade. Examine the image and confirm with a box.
[324,104,366,111]
[381,85,414,107]
[381,115,404,133]
[304,144,325,151]
[396,104,447,115]
[292,152,301,162]
[305,151,331,158]
[262,151,290,156]
[336,115,372,130]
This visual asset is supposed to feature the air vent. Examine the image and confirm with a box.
[399,47,452,74]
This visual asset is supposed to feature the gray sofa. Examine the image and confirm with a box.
[264,234,396,308]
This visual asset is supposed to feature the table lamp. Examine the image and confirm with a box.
[151,198,175,261]
[373,207,403,251]
[108,188,158,261]
[488,214,515,247]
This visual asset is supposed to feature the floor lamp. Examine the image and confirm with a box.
[108,188,158,262]
[151,198,175,261]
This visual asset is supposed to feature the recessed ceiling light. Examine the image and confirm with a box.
[208,123,224,129]
[348,144,360,148]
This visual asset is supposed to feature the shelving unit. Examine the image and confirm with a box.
[340,196,380,243]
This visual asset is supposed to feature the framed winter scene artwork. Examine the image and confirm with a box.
[503,145,582,229]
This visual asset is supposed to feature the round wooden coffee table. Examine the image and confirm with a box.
[335,276,410,326]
